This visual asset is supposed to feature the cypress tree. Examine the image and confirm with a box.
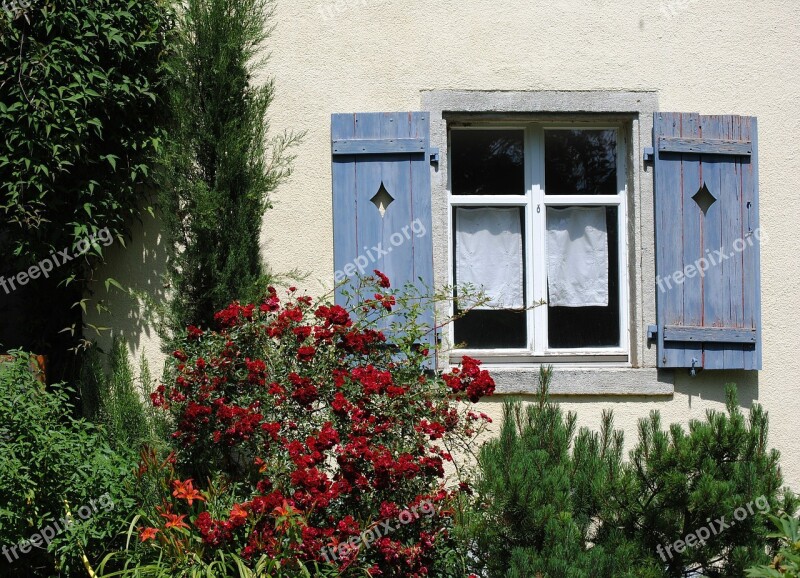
[160,0,301,331]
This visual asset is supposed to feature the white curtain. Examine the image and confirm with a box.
[546,206,609,307]
[455,207,524,309]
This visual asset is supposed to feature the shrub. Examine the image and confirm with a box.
[100,273,494,577]
[468,367,663,578]
[611,385,797,577]
[80,338,170,452]
[468,371,796,578]
[0,351,140,577]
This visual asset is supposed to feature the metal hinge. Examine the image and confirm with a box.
[647,324,658,340]
[429,147,440,165]
[643,147,655,163]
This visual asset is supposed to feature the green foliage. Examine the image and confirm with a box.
[467,374,795,578]
[0,0,173,372]
[80,338,169,452]
[612,385,797,577]
[98,550,340,578]
[0,0,171,279]
[160,0,302,333]
[0,351,140,577]
[747,515,800,577]
[468,367,662,578]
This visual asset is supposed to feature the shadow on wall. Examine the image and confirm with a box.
[0,210,170,383]
[672,369,759,409]
[86,209,169,363]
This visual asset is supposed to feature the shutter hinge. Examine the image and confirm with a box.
[643,147,655,163]
[690,357,700,377]
[429,147,440,165]
[647,324,658,340]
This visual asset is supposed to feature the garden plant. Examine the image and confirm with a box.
[97,273,495,577]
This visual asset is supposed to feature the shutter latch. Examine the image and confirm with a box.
[690,357,700,377]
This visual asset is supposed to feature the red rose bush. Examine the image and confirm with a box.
[101,273,494,577]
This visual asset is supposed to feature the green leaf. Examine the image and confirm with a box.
[103,154,118,170]
[104,278,125,293]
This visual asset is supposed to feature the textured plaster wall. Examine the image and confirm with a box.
[91,0,800,488]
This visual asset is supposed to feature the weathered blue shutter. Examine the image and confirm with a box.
[652,113,761,370]
[331,112,435,349]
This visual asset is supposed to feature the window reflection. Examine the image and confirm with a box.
[451,129,525,195]
[545,130,617,195]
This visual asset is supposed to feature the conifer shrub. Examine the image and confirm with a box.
[80,338,169,452]
[159,0,302,334]
[467,367,663,578]
[611,386,796,577]
[467,369,796,578]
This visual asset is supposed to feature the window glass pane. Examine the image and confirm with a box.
[455,310,527,349]
[544,129,617,195]
[453,206,527,349]
[450,129,525,195]
[547,206,620,348]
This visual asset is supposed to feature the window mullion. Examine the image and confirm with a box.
[531,125,548,355]
[523,127,535,353]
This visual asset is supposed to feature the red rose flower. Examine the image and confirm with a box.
[297,345,316,362]
[373,269,391,288]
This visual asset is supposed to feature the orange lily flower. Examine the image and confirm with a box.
[161,511,190,530]
[172,479,206,505]
[230,503,248,522]
[139,527,159,542]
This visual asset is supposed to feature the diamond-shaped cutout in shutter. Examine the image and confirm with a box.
[370,182,394,218]
[692,182,717,215]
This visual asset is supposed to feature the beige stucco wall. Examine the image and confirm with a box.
[92,0,800,489]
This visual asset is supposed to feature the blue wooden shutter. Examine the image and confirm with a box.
[653,113,761,370]
[331,112,435,348]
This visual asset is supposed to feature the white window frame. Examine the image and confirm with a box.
[422,90,673,395]
[448,123,630,363]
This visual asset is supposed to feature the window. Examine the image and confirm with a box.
[449,123,629,360]
[333,100,758,390]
